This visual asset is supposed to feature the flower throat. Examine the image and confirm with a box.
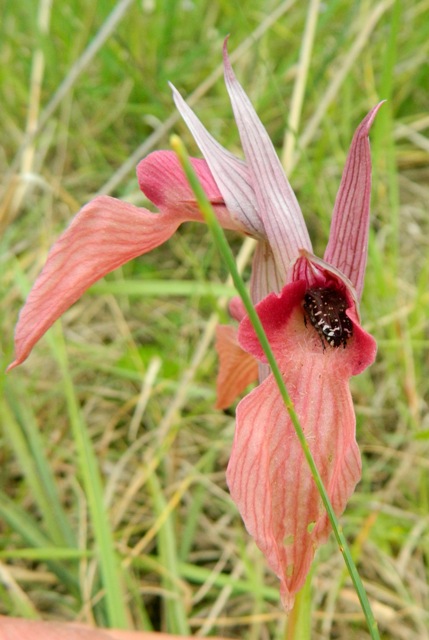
[303,286,353,349]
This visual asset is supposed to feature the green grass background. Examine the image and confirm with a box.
[1,0,429,638]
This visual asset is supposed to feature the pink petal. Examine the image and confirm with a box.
[9,150,243,370]
[250,240,284,303]
[8,197,188,370]
[222,39,312,278]
[323,103,384,299]
[170,86,264,237]
[227,281,376,609]
[215,324,258,409]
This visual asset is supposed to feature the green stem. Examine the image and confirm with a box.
[286,568,313,640]
[171,134,380,640]
[53,324,129,628]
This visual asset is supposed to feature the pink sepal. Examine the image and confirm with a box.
[323,103,385,299]
[215,324,258,409]
[222,39,312,279]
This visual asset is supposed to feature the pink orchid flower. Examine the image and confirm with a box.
[9,41,382,612]
[201,49,381,608]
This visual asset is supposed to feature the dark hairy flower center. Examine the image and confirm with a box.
[303,286,353,349]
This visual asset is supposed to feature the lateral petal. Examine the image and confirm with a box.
[9,197,196,370]
[323,103,384,299]
[9,149,243,370]
[222,40,312,278]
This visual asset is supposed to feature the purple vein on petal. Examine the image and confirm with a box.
[171,83,264,237]
[324,102,384,300]
[222,40,312,279]
[250,241,284,302]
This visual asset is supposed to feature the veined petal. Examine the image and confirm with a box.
[9,150,243,370]
[324,103,384,299]
[249,241,285,384]
[170,85,264,237]
[8,196,196,370]
[250,240,284,303]
[222,39,312,278]
[215,324,258,409]
[228,281,376,608]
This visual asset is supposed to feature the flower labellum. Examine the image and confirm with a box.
[8,39,382,611]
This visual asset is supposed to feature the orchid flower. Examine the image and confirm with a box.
[9,40,382,612]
